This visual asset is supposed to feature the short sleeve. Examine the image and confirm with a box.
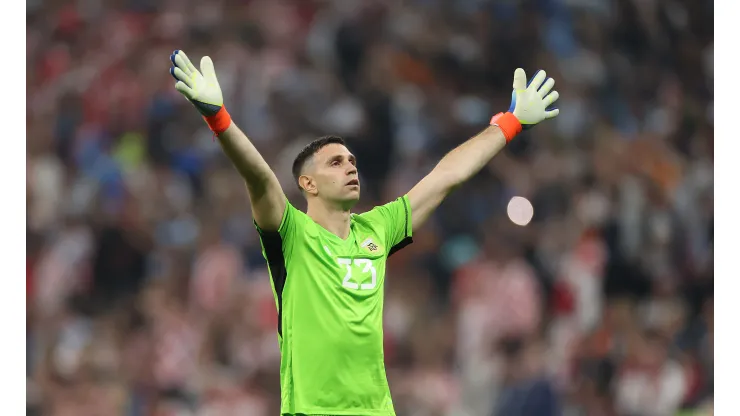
[360,195,413,256]
[254,200,302,260]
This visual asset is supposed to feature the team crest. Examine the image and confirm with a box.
[361,238,380,253]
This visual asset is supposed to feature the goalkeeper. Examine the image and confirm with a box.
[169,50,559,415]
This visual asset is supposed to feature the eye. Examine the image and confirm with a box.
[331,160,341,167]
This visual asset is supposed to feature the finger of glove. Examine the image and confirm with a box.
[527,70,547,92]
[172,51,194,77]
[174,81,195,100]
[513,68,528,92]
[538,78,555,98]
[172,67,194,88]
[175,50,199,75]
[545,108,560,119]
[200,56,219,83]
[171,51,185,72]
[169,67,179,82]
[545,91,560,107]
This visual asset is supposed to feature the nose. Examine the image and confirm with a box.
[347,165,357,176]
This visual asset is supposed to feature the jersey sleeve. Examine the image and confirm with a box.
[254,200,302,260]
[363,195,413,256]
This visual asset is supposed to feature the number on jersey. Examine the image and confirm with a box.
[337,258,377,291]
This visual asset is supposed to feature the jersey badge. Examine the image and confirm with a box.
[360,238,380,253]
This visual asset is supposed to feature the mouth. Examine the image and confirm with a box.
[346,179,360,187]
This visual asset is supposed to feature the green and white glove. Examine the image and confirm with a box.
[490,68,560,142]
[169,50,232,134]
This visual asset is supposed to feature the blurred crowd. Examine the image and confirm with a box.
[26,0,713,415]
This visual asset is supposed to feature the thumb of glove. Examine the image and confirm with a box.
[512,68,527,92]
[200,56,218,81]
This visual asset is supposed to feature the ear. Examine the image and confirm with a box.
[299,175,317,195]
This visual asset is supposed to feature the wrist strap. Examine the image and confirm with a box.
[490,112,522,142]
[203,106,232,135]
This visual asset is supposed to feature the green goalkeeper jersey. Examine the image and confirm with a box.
[256,195,413,415]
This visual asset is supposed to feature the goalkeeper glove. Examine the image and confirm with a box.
[490,68,560,142]
[169,50,232,135]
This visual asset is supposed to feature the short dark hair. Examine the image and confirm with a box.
[292,135,346,189]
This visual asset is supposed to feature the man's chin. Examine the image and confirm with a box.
[339,191,361,209]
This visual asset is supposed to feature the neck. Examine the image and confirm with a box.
[306,198,352,239]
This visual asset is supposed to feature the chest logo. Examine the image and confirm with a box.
[360,238,380,253]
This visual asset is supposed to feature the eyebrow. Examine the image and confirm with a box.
[327,154,356,164]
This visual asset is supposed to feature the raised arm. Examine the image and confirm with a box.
[407,125,507,229]
[215,123,286,231]
[169,50,285,231]
[407,68,560,230]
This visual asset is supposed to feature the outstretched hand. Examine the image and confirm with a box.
[169,50,224,117]
[509,68,560,129]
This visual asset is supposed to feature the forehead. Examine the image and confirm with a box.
[313,143,354,161]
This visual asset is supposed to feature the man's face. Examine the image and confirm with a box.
[300,143,360,208]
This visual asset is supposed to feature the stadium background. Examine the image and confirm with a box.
[26,0,713,414]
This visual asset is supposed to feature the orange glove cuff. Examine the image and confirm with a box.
[203,106,232,135]
[489,112,522,142]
